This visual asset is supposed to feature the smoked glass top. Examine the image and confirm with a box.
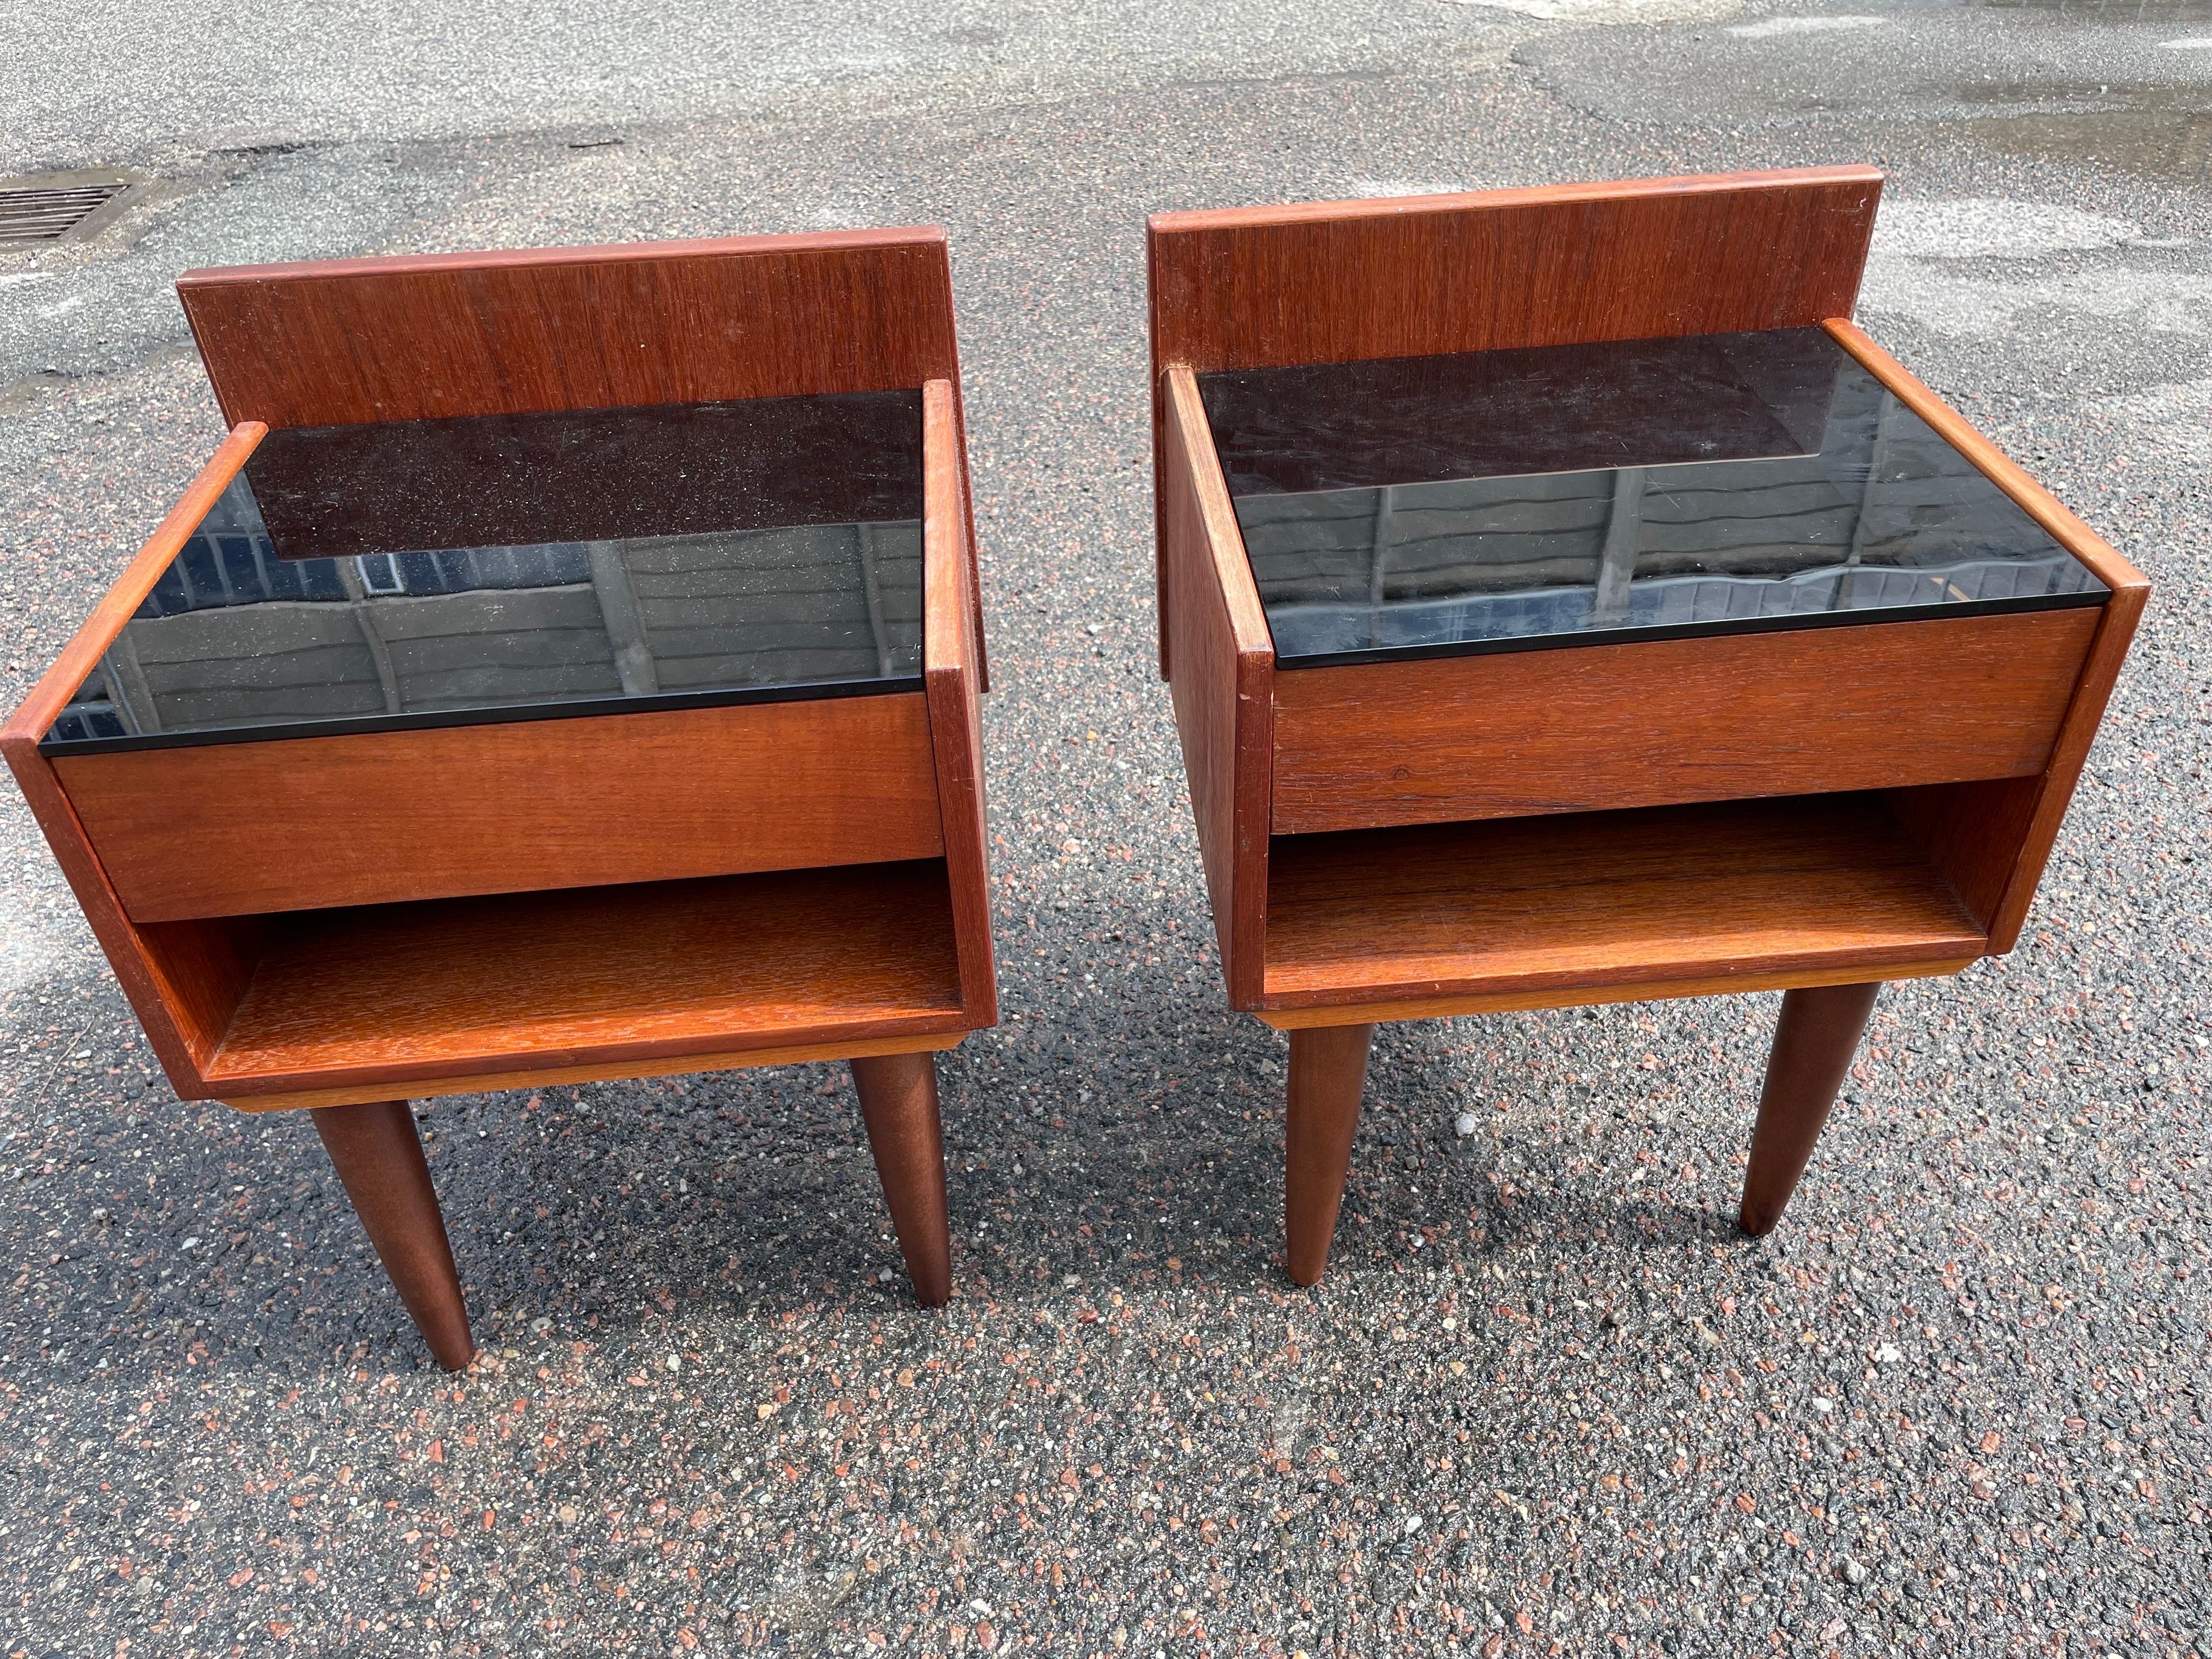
[1198,329,2107,668]
[41,390,925,752]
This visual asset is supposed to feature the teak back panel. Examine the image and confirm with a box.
[1149,166,1882,378]
[1271,608,2098,834]
[53,696,945,923]
[177,229,963,426]
[177,230,988,689]
[1147,166,1884,672]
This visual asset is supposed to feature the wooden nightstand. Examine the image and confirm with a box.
[1147,168,2146,1282]
[3,230,996,1366]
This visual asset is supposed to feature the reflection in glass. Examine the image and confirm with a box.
[45,390,924,751]
[1198,330,2107,667]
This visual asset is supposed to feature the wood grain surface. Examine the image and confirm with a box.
[178,229,964,428]
[922,380,998,1026]
[2,424,267,749]
[14,234,1002,1114]
[2017,612,2149,937]
[1161,366,1274,1007]
[1151,168,1882,377]
[180,231,987,671]
[1822,320,2147,595]
[202,860,968,1097]
[1888,578,2145,954]
[137,915,266,1060]
[0,425,272,1087]
[1827,318,2150,953]
[1254,957,1975,1029]
[1269,609,2098,833]
[57,695,944,922]
[1147,166,1882,673]
[1284,1024,1374,1285]
[1739,980,1883,1235]
[309,1098,475,1368]
[1880,777,2037,935]
[221,1032,965,1113]
[849,1049,954,1306]
[1261,793,1985,1012]
[0,751,208,1085]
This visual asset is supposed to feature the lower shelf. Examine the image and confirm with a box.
[180,859,968,1097]
[1262,793,1987,1013]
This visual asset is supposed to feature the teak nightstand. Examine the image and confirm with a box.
[1147,167,2146,1283]
[3,230,997,1367]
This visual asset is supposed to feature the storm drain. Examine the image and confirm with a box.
[0,172,137,242]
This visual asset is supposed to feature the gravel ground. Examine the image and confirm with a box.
[3,1,2210,1654]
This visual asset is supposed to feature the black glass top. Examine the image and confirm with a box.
[41,390,926,753]
[1199,329,2107,669]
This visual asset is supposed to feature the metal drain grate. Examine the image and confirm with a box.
[0,173,136,242]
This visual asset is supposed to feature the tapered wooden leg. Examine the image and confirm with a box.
[1740,983,1883,1236]
[1285,1024,1374,1287]
[311,1100,475,1370]
[851,1053,952,1307]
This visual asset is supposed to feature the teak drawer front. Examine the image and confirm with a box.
[1270,608,2100,834]
[55,695,944,922]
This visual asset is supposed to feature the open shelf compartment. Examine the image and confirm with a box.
[143,858,969,1099]
[1261,792,1987,1013]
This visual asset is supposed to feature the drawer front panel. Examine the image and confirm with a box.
[58,694,943,921]
[1271,609,2099,834]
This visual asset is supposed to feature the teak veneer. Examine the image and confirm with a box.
[176,227,988,687]
[1148,168,2148,1284]
[4,230,1000,1363]
[1268,609,2095,834]
[55,693,946,922]
[204,861,967,1096]
[1261,795,1986,1013]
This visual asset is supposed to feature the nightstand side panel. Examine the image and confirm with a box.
[1161,370,1274,1007]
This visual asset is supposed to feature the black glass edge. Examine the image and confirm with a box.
[36,674,926,757]
[1268,587,2111,672]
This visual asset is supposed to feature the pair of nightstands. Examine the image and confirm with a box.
[5,168,2145,1370]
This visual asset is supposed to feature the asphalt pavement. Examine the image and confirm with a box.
[2,1,2209,1653]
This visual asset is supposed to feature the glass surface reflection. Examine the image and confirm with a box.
[43,390,924,752]
[1198,329,2107,668]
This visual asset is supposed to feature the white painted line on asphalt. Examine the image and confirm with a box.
[1438,0,1735,17]
[1347,176,1481,199]
[1873,198,2139,261]
[1725,14,1887,35]
[2158,36,2212,48]
[1438,0,1576,15]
